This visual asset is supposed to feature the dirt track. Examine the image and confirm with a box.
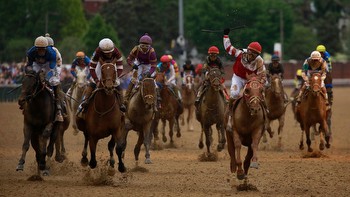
[1,87,350,197]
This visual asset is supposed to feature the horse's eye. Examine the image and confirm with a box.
[244,89,250,94]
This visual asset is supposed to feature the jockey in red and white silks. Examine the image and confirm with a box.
[223,30,266,99]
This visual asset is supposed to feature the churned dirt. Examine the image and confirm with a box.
[1,87,350,197]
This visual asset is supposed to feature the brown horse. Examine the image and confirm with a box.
[124,74,156,164]
[76,63,126,172]
[263,74,288,148]
[226,76,267,180]
[180,74,196,131]
[196,67,226,154]
[16,70,70,175]
[295,72,330,152]
[153,72,183,144]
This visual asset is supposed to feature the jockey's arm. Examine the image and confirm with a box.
[321,60,327,80]
[223,35,238,57]
[301,60,309,82]
[89,61,98,83]
[256,58,267,84]
[167,66,176,83]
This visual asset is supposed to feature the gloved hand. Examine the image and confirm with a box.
[224,28,230,35]
[132,64,139,70]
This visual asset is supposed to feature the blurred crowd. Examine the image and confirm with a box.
[0,62,25,85]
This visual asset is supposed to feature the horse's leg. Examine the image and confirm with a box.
[225,129,236,173]
[169,118,175,143]
[143,123,153,164]
[322,118,331,149]
[277,113,286,149]
[299,130,304,150]
[151,116,160,141]
[198,126,204,149]
[134,131,144,165]
[244,145,254,176]
[161,119,167,143]
[250,128,261,169]
[305,126,313,152]
[81,132,89,166]
[233,130,244,180]
[319,126,325,151]
[108,137,116,168]
[175,115,181,138]
[54,127,65,163]
[16,126,31,171]
[88,138,98,169]
[216,124,226,152]
[115,127,126,173]
[188,105,194,131]
[204,125,211,154]
[38,134,49,176]
[326,108,332,143]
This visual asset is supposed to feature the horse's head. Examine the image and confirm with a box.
[141,77,156,106]
[155,72,165,84]
[76,67,88,88]
[243,77,264,115]
[207,68,222,91]
[19,70,44,103]
[309,72,322,93]
[100,63,116,94]
[269,74,283,95]
[184,74,194,90]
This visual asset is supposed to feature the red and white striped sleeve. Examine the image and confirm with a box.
[223,35,239,57]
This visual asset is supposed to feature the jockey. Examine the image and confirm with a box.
[316,44,333,105]
[124,33,159,108]
[223,28,267,110]
[168,55,180,83]
[66,51,91,96]
[267,54,284,79]
[296,51,329,107]
[294,69,304,90]
[195,46,227,106]
[77,38,126,118]
[45,33,62,68]
[157,55,183,106]
[20,36,64,122]
[181,59,196,85]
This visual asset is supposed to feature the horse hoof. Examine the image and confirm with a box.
[326,144,331,149]
[319,143,325,151]
[199,142,204,149]
[237,173,246,180]
[89,161,97,169]
[42,170,50,176]
[16,164,24,171]
[217,144,224,152]
[81,158,88,167]
[299,144,304,150]
[118,163,126,173]
[55,155,65,163]
[162,136,167,143]
[308,148,313,152]
[176,133,181,138]
[250,162,259,169]
[145,158,152,164]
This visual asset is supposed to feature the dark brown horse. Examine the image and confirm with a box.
[263,74,288,148]
[226,76,267,180]
[124,73,156,164]
[196,67,226,154]
[76,63,126,172]
[16,70,70,175]
[153,72,183,144]
[180,74,196,131]
[295,72,330,152]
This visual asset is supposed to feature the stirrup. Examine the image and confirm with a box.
[55,110,64,122]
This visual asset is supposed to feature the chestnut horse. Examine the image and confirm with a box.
[295,72,330,152]
[226,76,267,180]
[196,67,226,154]
[16,70,70,175]
[263,74,288,148]
[67,66,88,135]
[124,73,157,164]
[153,72,183,144]
[76,63,126,172]
[180,73,196,131]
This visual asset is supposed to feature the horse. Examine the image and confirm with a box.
[196,67,226,154]
[263,74,288,148]
[180,73,196,131]
[295,72,330,152]
[226,76,267,180]
[153,72,183,144]
[16,70,70,175]
[67,66,88,135]
[124,72,157,164]
[76,63,126,172]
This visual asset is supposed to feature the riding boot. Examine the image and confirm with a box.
[155,87,161,112]
[77,85,93,118]
[322,87,330,110]
[53,86,64,122]
[296,84,306,104]
[123,80,135,107]
[195,84,205,106]
[115,86,126,112]
[327,88,333,105]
